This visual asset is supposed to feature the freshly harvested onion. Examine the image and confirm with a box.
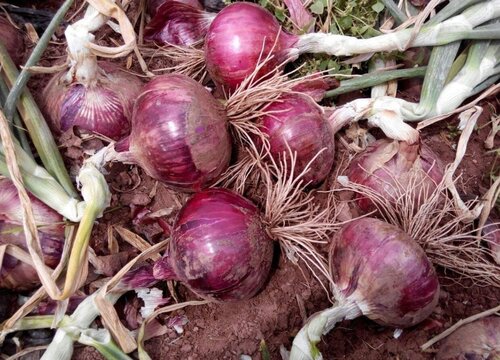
[0,16,24,66]
[436,316,500,359]
[258,93,335,186]
[114,74,231,192]
[145,0,214,46]
[43,62,142,140]
[290,217,439,359]
[0,179,64,290]
[347,138,444,213]
[148,0,203,16]
[153,188,274,301]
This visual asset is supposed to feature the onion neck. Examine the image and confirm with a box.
[289,299,362,360]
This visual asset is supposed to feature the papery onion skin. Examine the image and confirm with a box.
[331,217,439,327]
[436,316,500,360]
[42,62,142,140]
[347,139,445,213]
[258,94,334,186]
[125,74,231,192]
[0,222,64,291]
[204,2,298,92]
[153,188,274,301]
[0,16,24,66]
[145,0,211,46]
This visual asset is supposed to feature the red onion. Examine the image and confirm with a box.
[153,188,274,301]
[205,2,297,92]
[148,0,203,17]
[258,93,335,186]
[0,16,24,66]
[0,222,64,290]
[347,138,444,213]
[43,62,142,140]
[145,0,214,46]
[290,217,439,359]
[0,179,64,290]
[436,316,500,359]
[114,74,231,192]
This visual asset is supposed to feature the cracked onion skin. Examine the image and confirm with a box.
[347,139,445,213]
[153,188,274,301]
[331,217,439,327]
[205,2,298,92]
[436,316,500,359]
[258,93,334,186]
[42,62,142,140]
[123,74,231,192]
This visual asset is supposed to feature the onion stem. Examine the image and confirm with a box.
[3,0,74,121]
[427,0,483,26]
[0,42,77,198]
[324,66,426,98]
[78,329,133,360]
[296,0,500,56]
[379,0,407,25]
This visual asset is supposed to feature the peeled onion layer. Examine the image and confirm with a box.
[42,62,142,140]
[0,221,64,291]
[258,93,335,186]
[436,316,500,359]
[118,74,231,192]
[145,0,212,46]
[204,2,298,92]
[153,188,274,301]
[0,16,24,66]
[347,139,445,213]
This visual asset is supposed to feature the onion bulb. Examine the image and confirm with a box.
[0,16,24,66]
[148,0,203,16]
[43,62,142,140]
[436,316,500,359]
[153,188,274,301]
[113,74,231,192]
[290,217,439,359]
[0,179,64,290]
[258,93,335,186]
[347,138,444,213]
[145,0,214,46]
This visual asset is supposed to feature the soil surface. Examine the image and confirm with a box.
[1,1,499,360]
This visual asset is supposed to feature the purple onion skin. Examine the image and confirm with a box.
[437,316,500,360]
[145,0,209,46]
[331,217,439,328]
[205,2,298,92]
[348,139,445,213]
[0,16,24,66]
[0,222,64,291]
[43,62,143,140]
[148,0,203,16]
[153,188,274,301]
[258,94,334,186]
[126,74,231,192]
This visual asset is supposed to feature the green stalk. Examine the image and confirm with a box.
[427,0,483,26]
[0,143,83,222]
[1,315,71,338]
[3,0,74,121]
[416,42,461,116]
[471,73,500,95]
[0,78,34,158]
[379,0,407,25]
[78,329,133,360]
[0,42,77,198]
[324,66,426,98]
[445,47,470,84]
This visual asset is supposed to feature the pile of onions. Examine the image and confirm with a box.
[436,316,500,359]
[0,16,24,66]
[290,217,439,359]
[43,62,142,140]
[42,3,142,140]
[203,1,499,91]
[0,179,64,290]
[153,188,274,301]
[111,74,231,191]
[346,138,445,213]
[145,0,215,46]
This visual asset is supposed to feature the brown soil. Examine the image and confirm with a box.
[1,1,499,360]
